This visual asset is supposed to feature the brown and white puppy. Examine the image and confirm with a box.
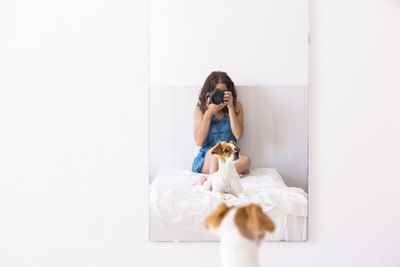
[204,203,275,267]
[201,141,243,197]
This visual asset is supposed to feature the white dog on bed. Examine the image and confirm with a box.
[201,141,244,197]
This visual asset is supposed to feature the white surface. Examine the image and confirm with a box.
[150,86,309,191]
[1,0,400,267]
[149,0,308,86]
[149,168,307,241]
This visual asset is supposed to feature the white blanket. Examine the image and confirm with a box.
[150,168,307,234]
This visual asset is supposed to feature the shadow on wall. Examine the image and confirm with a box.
[149,85,308,192]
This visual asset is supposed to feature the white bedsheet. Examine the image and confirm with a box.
[149,168,308,241]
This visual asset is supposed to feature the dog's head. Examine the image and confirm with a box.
[233,204,275,241]
[204,202,275,241]
[210,141,241,163]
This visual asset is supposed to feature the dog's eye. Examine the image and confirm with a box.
[224,149,229,153]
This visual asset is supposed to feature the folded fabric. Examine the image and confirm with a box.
[150,168,307,232]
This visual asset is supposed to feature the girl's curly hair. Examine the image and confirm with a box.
[197,71,238,114]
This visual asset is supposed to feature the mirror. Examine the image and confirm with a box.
[149,0,308,241]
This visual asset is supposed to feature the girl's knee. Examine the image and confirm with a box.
[210,153,219,173]
[242,155,251,166]
[211,156,219,167]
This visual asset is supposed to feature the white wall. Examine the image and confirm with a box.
[1,1,400,267]
[149,0,308,86]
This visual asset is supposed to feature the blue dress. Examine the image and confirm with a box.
[192,115,237,172]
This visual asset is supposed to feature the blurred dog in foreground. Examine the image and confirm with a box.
[204,202,275,267]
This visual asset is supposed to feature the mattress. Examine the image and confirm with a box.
[149,168,308,241]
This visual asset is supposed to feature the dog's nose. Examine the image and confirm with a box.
[234,152,239,159]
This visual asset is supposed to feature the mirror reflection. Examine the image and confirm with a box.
[149,0,308,242]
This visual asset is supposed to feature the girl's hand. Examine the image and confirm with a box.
[206,97,225,115]
[224,91,234,108]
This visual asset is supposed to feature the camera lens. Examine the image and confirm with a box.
[214,95,222,104]
[210,89,224,105]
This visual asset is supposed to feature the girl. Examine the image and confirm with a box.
[192,71,251,185]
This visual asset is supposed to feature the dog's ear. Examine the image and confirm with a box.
[211,142,223,156]
[234,204,275,240]
[204,202,233,229]
[229,140,241,153]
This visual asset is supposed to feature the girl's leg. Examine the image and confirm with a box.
[235,155,251,175]
[200,149,218,174]
[194,150,218,185]
[209,152,219,174]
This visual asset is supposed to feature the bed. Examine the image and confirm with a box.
[149,168,308,241]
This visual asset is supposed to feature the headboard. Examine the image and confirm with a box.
[149,85,308,191]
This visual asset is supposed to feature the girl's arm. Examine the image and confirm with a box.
[194,101,225,146]
[194,106,212,146]
[224,91,243,140]
[228,101,244,140]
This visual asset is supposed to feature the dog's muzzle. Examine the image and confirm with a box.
[234,152,240,160]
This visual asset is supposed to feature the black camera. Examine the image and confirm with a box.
[209,89,225,105]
